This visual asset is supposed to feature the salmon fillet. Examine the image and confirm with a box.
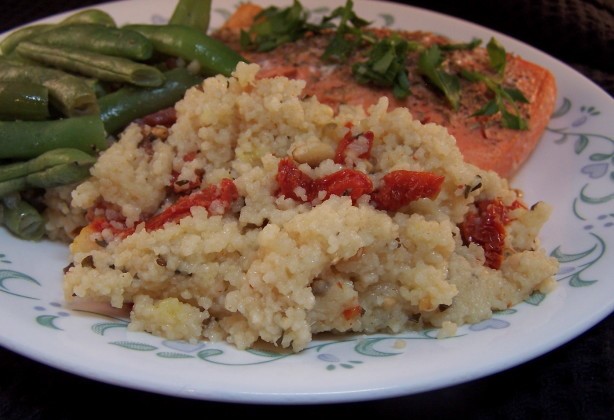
[213,3,557,179]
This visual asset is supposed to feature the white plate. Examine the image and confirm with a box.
[1,0,612,405]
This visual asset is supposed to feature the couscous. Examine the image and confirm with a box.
[59,62,558,352]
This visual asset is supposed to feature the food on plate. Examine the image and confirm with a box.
[62,63,558,352]
[214,1,557,179]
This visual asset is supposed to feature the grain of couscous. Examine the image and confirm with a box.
[61,62,558,352]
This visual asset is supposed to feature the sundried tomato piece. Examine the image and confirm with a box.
[459,198,524,269]
[316,169,373,202]
[86,201,133,237]
[334,123,374,164]
[276,157,317,201]
[145,178,238,231]
[277,158,373,203]
[371,170,444,211]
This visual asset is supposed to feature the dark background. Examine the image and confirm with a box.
[1,1,612,419]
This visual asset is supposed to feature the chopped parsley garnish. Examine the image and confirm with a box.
[320,0,373,62]
[240,0,372,58]
[461,38,530,129]
[486,37,507,76]
[239,0,320,52]
[439,37,482,51]
[418,45,461,109]
[352,35,413,99]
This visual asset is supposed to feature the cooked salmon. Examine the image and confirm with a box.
[213,3,557,179]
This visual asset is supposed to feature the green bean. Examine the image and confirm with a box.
[169,0,212,33]
[98,67,202,134]
[25,161,92,189]
[0,160,93,196]
[123,24,246,77]
[90,79,110,98]
[0,9,115,56]
[0,178,27,197]
[0,148,96,183]
[0,53,39,66]
[16,42,165,87]
[0,193,46,240]
[0,149,95,196]
[29,23,154,61]
[0,115,108,160]
[0,81,49,121]
[0,24,54,56]
[59,9,116,27]
[0,58,98,117]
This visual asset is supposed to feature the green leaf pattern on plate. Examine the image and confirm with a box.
[36,314,63,330]
[0,267,40,299]
[547,98,611,288]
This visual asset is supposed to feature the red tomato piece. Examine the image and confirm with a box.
[87,217,134,239]
[371,170,444,211]
[459,198,523,269]
[86,202,133,238]
[334,123,374,164]
[276,157,317,201]
[277,158,373,203]
[316,169,373,202]
[145,178,238,231]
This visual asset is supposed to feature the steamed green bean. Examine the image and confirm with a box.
[0,178,26,197]
[29,23,154,60]
[0,115,107,160]
[58,9,116,27]
[0,163,93,196]
[0,148,96,183]
[0,9,116,56]
[0,193,46,240]
[0,149,96,198]
[0,81,49,120]
[169,0,212,33]
[124,24,246,77]
[0,59,98,117]
[16,42,165,87]
[26,161,93,189]
[0,24,53,56]
[98,67,201,134]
